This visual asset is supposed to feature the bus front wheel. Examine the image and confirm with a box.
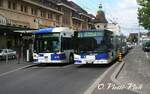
[69,54,74,64]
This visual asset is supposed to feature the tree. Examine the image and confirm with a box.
[147,31,150,36]
[137,0,150,30]
[127,33,138,43]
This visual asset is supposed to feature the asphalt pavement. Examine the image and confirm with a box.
[0,59,34,75]
[0,63,109,94]
[1,46,148,94]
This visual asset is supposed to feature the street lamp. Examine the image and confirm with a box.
[4,32,8,63]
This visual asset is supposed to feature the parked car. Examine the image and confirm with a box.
[121,42,128,55]
[127,43,133,50]
[142,41,150,52]
[0,49,17,60]
[122,45,128,55]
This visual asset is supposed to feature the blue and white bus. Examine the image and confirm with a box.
[73,29,121,64]
[33,27,74,64]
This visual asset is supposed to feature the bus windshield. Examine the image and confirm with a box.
[34,33,60,53]
[74,31,112,54]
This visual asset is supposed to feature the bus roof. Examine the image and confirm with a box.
[33,27,72,34]
[76,29,111,32]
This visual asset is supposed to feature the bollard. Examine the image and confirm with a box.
[26,49,29,62]
[118,52,123,62]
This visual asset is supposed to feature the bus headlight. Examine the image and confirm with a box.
[33,53,38,59]
[74,54,80,60]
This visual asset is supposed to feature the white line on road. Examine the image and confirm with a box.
[0,64,34,77]
[146,52,149,59]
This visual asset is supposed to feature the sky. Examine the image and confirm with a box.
[68,0,146,36]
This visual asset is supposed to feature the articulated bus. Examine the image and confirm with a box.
[73,29,122,64]
[32,27,74,64]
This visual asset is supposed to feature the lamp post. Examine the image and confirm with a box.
[4,33,8,63]
[138,25,141,46]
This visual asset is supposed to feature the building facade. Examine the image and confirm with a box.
[70,1,94,30]
[0,0,95,49]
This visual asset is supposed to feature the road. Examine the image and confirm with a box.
[0,63,111,94]
[1,46,148,94]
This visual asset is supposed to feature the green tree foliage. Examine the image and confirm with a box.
[127,33,138,43]
[147,31,150,36]
[137,0,150,30]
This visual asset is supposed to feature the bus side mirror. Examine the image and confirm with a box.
[74,32,78,37]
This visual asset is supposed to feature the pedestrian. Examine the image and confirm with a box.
[16,51,21,64]
[16,45,21,64]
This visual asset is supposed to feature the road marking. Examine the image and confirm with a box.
[146,52,149,59]
[84,62,119,94]
[62,64,76,68]
[0,64,35,77]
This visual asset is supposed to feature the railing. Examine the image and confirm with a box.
[30,0,61,11]
[7,19,30,28]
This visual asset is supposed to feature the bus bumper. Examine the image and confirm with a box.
[93,59,111,64]
[74,59,112,64]
[34,60,67,64]
[74,59,94,64]
[74,60,86,64]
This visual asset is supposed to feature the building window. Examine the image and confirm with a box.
[56,15,60,22]
[8,1,11,9]
[21,5,23,11]
[48,12,53,19]
[21,5,28,13]
[8,1,17,10]
[31,8,37,16]
[41,10,46,18]
[62,9,71,25]
[24,6,27,13]
[0,0,3,7]
[12,2,16,10]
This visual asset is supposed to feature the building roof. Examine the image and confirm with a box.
[87,14,96,19]
[69,1,87,14]
[91,3,108,23]
[47,0,94,19]
[93,10,108,23]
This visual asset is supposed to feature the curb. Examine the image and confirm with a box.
[21,63,38,69]
[111,61,125,85]
[0,63,37,77]
[84,62,120,94]
[111,61,141,94]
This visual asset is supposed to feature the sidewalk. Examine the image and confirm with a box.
[0,59,35,75]
[117,46,150,94]
[90,61,137,94]
[87,47,146,94]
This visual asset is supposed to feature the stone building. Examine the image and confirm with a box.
[70,1,95,30]
[0,0,94,49]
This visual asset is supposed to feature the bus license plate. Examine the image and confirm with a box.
[86,60,93,64]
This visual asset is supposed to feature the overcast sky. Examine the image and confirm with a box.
[68,0,146,36]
